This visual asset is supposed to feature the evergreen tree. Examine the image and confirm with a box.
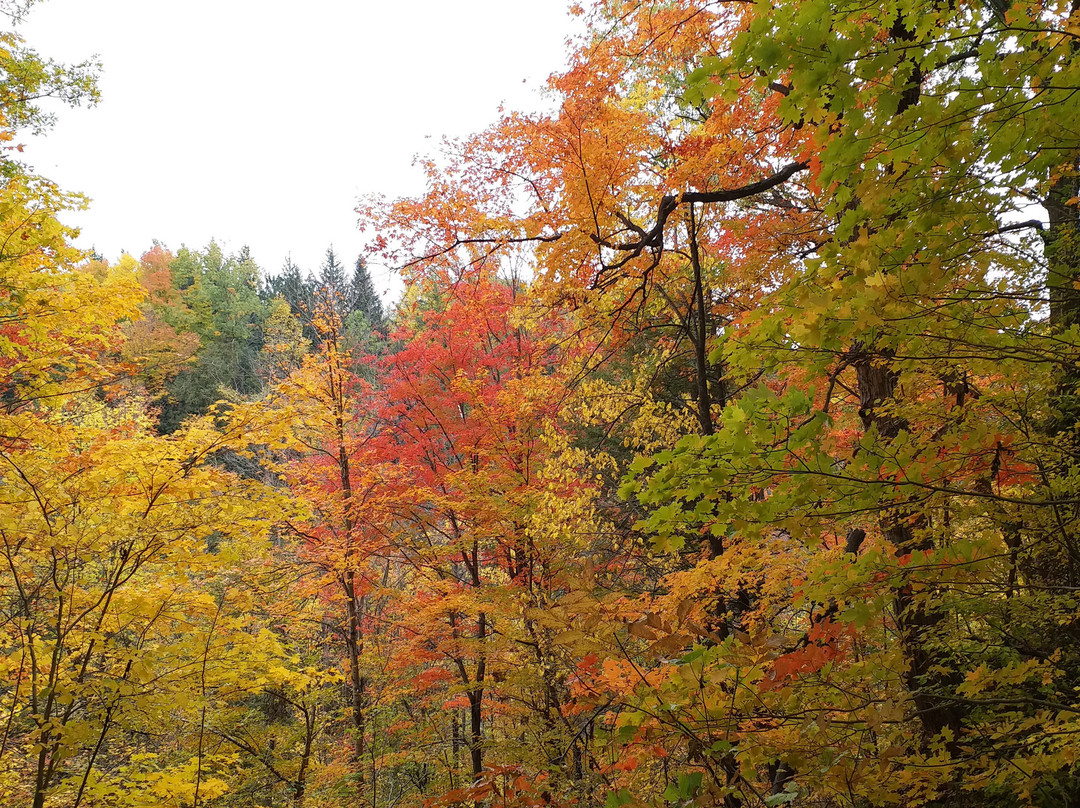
[316,246,348,316]
[349,256,385,333]
[263,256,315,317]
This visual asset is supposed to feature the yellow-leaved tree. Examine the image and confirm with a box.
[0,16,297,808]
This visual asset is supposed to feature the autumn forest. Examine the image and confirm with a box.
[4,0,1080,807]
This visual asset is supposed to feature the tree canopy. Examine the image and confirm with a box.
[3,1,1080,807]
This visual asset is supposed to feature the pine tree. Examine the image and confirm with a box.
[349,256,385,333]
[263,256,317,345]
[263,256,315,318]
[317,246,348,316]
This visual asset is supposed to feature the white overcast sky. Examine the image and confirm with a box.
[18,0,576,301]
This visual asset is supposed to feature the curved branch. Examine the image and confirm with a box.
[590,161,810,287]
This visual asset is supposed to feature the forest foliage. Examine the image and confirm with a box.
[3,1,1080,807]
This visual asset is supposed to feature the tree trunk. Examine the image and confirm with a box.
[293,703,315,808]
[855,356,963,744]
